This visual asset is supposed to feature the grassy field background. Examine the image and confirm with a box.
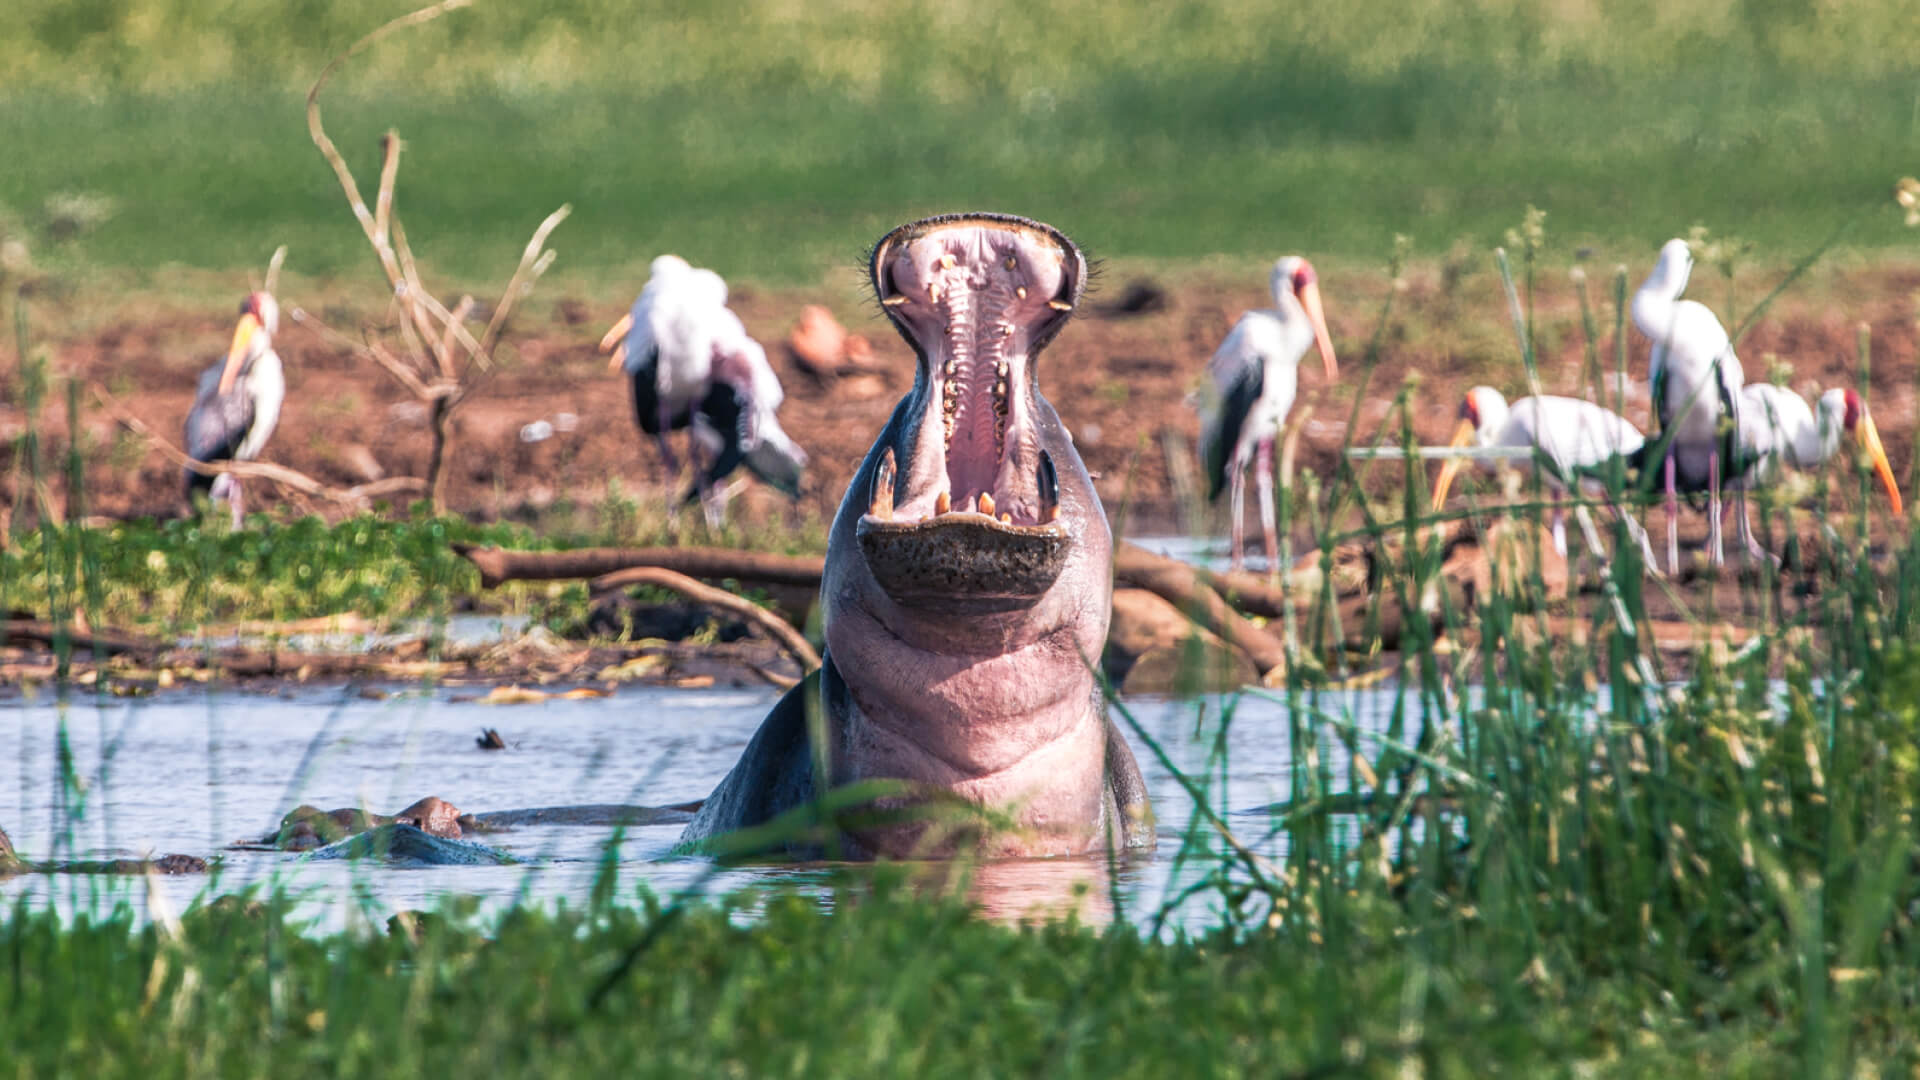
[2,0,1918,289]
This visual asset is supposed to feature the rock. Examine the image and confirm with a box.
[1103,587,1259,694]
[302,824,515,867]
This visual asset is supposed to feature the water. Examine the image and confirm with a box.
[0,682,1416,931]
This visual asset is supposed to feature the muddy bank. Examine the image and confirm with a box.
[8,270,1917,538]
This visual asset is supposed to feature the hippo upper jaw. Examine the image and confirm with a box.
[853,213,1090,613]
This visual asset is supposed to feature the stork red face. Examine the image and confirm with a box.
[1837,388,1903,516]
[218,292,277,396]
[1286,259,1338,380]
[1429,388,1493,511]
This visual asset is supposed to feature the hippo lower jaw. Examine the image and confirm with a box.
[857,510,1070,613]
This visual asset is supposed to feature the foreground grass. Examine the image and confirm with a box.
[0,866,1890,1077]
[3,1,1918,285]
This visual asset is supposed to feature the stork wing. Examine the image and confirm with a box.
[184,362,254,464]
[1200,361,1262,502]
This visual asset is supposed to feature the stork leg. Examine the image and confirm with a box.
[1707,453,1725,569]
[1227,461,1248,573]
[228,477,246,530]
[1548,494,1569,559]
[1607,499,1661,571]
[1733,492,1776,566]
[1664,453,1680,575]
[1255,438,1282,581]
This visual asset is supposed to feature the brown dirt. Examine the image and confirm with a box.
[7,266,1919,547]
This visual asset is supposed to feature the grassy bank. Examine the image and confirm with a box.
[3,1,1918,285]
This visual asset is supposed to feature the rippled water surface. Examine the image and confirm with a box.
[2,680,1412,930]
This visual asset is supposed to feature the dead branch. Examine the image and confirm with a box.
[304,0,567,513]
[1113,542,1290,619]
[590,566,821,674]
[3,619,162,658]
[478,204,573,359]
[97,386,425,510]
[454,544,826,591]
[1109,546,1289,680]
[304,0,471,263]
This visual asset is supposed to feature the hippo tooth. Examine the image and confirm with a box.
[870,447,896,520]
[999,513,1012,524]
[1002,324,1015,337]
[940,253,956,269]
[979,491,996,519]
[936,490,952,515]
[930,283,942,303]
[1004,256,1018,270]
[1038,449,1059,522]
[881,294,908,307]
[1015,286,1027,300]
[1048,299,1072,311]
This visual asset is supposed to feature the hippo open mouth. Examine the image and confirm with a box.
[855,214,1088,607]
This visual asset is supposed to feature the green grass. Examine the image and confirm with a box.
[3,1,1918,287]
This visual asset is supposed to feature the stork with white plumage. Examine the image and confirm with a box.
[1633,237,1755,572]
[598,255,805,522]
[1197,256,1338,573]
[183,292,284,528]
[1430,386,1659,562]
[1734,381,1901,516]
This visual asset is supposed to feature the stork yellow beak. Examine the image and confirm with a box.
[1430,418,1478,513]
[1298,279,1337,380]
[601,313,633,372]
[218,313,262,396]
[1855,412,1903,516]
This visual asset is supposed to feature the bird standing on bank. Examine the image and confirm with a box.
[1633,237,1754,571]
[599,255,805,521]
[1198,256,1338,574]
[1430,386,1658,562]
[183,292,284,528]
[1734,382,1901,516]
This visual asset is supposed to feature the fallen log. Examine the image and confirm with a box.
[589,566,822,674]
[3,619,164,658]
[1112,542,1294,618]
[455,544,826,591]
[1106,549,1289,680]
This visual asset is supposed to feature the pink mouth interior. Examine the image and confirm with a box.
[867,220,1078,528]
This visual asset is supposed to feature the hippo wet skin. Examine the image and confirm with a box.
[679,213,1153,859]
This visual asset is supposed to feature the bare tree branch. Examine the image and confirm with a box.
[96,386,426,509]
[589,566,822,674]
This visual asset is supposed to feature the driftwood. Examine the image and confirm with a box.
[454,541,1297,680]
[455,544,827,590]
[3,619,163,657]
[589,566,822,673]
[1108,547,1289,680]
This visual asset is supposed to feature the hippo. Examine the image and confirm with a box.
[679,213,1153,859]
